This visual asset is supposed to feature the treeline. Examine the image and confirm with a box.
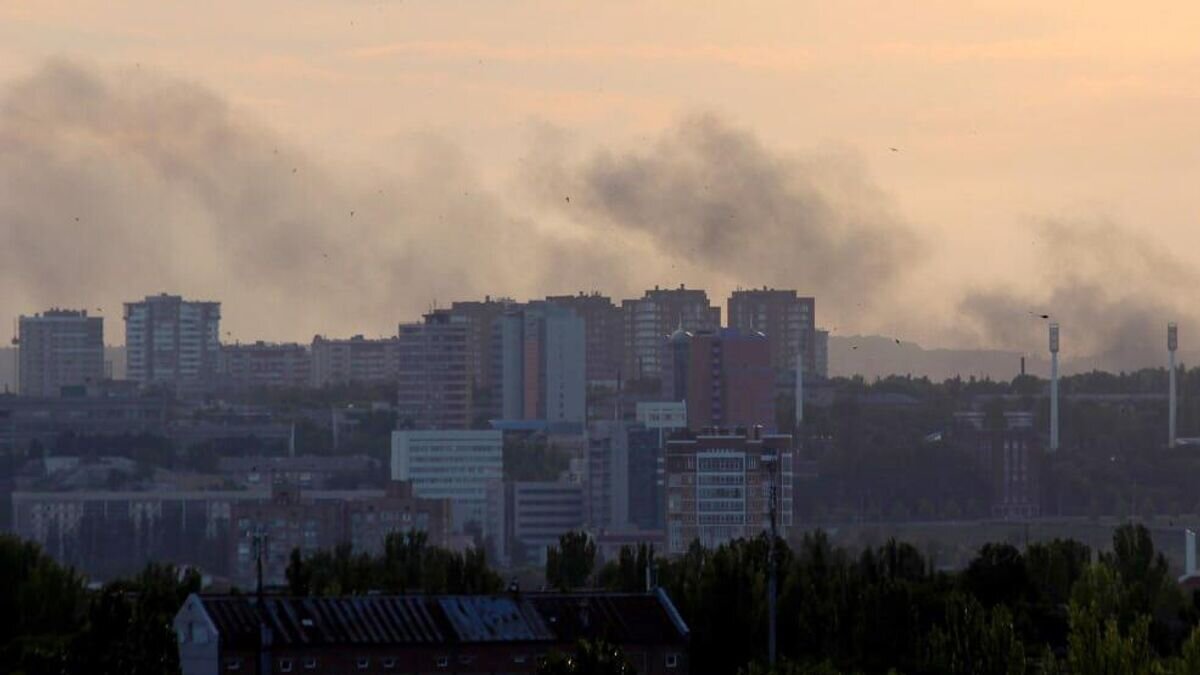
[12,520,1200,673]
[284,531,503,595]
[279,523,1200,673]
[1,534,199,675]
[588,525,1200,674]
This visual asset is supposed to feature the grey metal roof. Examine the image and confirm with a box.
[194,592,687,649]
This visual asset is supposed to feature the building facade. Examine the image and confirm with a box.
[449,296,516,394]
[217,342,311,390]
[17,309,106,397]
[587,421,665,533]
[665,430,794,555]
[309,335,400,387]
[953,411,1042,519]
[397,310,473,430]
[391,429,503,534]
[507,480,586,565]
[124,294,221,390]
[621,286,721,381]
[499,303,586,424]
[664,328,775,432]
[230,481,450,587]
[546,292,624,387]
[727,288,816,376]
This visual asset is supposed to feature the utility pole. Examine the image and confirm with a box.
[767,450,778,667]
[251,526,272,675]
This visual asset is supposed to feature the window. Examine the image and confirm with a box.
[279,658,293,672]
[667,653,680,668]
[357,657,370,670]
[304,658,318,670]
[436,656,450,668]
[382,657,397,669]
[225,658,242,671]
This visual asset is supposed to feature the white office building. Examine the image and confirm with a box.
[391,429,503,534]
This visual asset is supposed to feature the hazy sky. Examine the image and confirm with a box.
[1,2,1198,366]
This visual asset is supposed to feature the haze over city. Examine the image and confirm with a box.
[3,2,1199,371]
[12,6,1200,675]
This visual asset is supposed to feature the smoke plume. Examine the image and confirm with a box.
[0,61,919,342]
[958,220,1196,371]
[532,114,921,321]
[0,59,623,341]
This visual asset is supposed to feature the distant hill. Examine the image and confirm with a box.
[830,335,1200,382]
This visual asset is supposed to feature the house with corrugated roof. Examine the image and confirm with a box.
[175,590,689,674]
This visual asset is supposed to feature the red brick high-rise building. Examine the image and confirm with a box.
[664,328,775,432]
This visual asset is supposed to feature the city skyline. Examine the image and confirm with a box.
[1,3,1198,370]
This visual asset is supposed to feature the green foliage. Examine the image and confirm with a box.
[285,531,503,595]
[505,435,572,482]
[538,639,635,675]
[0,535,199,675]
[546,531,597,590]
[924,594,1026,675]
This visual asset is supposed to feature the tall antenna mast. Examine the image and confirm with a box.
[1169,323,1179,449]
[1049,323,1060,453]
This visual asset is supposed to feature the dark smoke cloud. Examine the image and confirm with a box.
[0,59,622,341]
[958,220,1196,371]
[528,114,921,320]
[1,63,919,342]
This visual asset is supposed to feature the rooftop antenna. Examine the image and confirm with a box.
[1169,322,1179,449]
[1049,323,1060,452]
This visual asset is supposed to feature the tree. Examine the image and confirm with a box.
[546,531,596,590]
[924,593,1026,675]
[538,639,634,675]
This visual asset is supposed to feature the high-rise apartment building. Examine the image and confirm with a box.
[17,309,105,396]
[814,329,829,379]
[587,421,665,532]
[664,328,775,432]
[391,429,503,533]
[545,292,624,387]
[665,430,794,555]
[622,286,721,381]
[448,296,515,392]
[727,288,816,375]
[218,342,311,390]
[499,303,586,424]
[310,335,400,387]
[397,310,472,430]
[124,294,220,390]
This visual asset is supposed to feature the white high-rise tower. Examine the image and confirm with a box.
[1050,322,1060,452]
[1169,322,1178,449]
